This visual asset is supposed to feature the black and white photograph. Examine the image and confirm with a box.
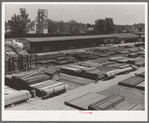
[2,2,148,121]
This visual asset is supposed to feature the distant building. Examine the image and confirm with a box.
[37,9,48,34]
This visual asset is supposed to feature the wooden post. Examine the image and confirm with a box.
[27,55,29,70]
[8,57,10,72]
[36,54,37,67]
[12,57,15,71]
[21,55,23,70]
[30,55,32,70]
[18,56,20,70]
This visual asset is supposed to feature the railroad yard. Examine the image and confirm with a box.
[5,38,145,111]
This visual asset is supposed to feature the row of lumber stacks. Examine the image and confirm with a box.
[5,86,31,106]
[88,94,125,110]
[5,68,66,97]
[118,76,145,89]
[65,92,140,110]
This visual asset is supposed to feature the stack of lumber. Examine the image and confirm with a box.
[114,101,144,110]
[8,69,51,89]
[92,57,109,63]
[29,80,66,97]
[79,61,102,68]
[81,69,105,80]
[97,85,144,109]
[128,48,140,53]
[55,55,77,65]
[137,51,145,56]
[65,92,106,110]
[88,94,124,110]
[116,58,130,63]
[128,58,145,66]
[108,57,124,61]
[118,50,130,54]
[36,52,65,62]
[118,76,144,88]
[60,73,94,87]
[128,53,138,58]
[68,64,89,70]
[116,67,133,74]
[5,86,31,106]
[135,71,145,78]
[60,66,81,76]
[135,81,145,90]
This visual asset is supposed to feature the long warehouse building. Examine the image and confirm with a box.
[16,33,139,53]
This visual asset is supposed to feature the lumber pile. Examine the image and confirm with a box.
[60,66,82,76]
[55,55,78,65]
[82,69,105,80]
[36,52,66,62]
[128,53,138,58]
[128,48,140,53]
[5,86,31,106]
[115,101,144,110]
[135,71,145,78]
[118,76,144,88]
[79,61,102,68]
[29,80,66,97]
[88,94,124,110]
[65,92,106,110]
[60,73,94,86]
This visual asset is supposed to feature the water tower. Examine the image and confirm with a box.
[37,9,48,34]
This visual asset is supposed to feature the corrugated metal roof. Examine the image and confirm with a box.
[25,34,115,42]
[25,33,139,42]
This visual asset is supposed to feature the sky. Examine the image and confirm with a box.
[4,3,146,25]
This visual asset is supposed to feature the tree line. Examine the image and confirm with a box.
[6,8,117,35]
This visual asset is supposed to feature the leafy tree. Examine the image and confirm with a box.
[105,18,114,34]
[94,19,106,34]
[48,19,57,33]
[8,8,30,34]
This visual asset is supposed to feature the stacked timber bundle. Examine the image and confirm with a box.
[68,64,89,70]
[9,68,58,89]
[108,57,124,61]
[5,86,31,106]
[118,64,130,69]
[36,52,65,62]
[139,47,144,51]
[137,51,145,56]
[118,50,130,54]
[128,48,140,53]
[65,92,106,110]
[60,66,81,76]
[105,63,125,68]
[92,57,109,63]
[88,94,125,110]
[55,55,78,65]
[128,53,138,58]
[29,80,65,97]
[128,58,145,66]
[118,76,144,88]
[98,53,109,58]
[44,68,60,81]
[135,71,145,78]
[135,81,145,90]
[81,69,105,80]
[116,58,130,63]
[79,61,102,68]
[116,67,133,74]
[115,101,144,110]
